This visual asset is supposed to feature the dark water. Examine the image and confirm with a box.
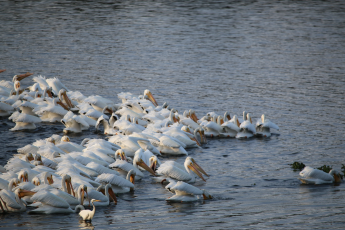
[1,0,345,229]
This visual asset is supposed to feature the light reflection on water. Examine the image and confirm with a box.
[1,0,345,229]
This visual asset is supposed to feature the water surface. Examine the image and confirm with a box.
[1,0,345,229]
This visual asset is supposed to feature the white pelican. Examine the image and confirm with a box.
[28,190,85,214]
[115,107,143,120]
[95,171,135,193]
[84,95,115,112]
[0,102,15,116]
[56,136,85,153]
[17,101,39,116]
[155,135,188,156]
[8,111,41,131]
[86,162,120,176]
[143,89,158,107]
[61,113,89,133]
[78,199,101,222]
[47,77,69,96]
[0,188,35,212]
[164,126,201,148]
[155,157,208,183]
[108,135,144,157]
[86,184,117,206]
[109,149,156,180]
[35,98,68,122]
[236,113,256,139]
[95,115,118,135]
[255,114,279,137]
[221,115,241,137]
[299,166,342,184]
[165,181,212,203]
[201,115,225,138]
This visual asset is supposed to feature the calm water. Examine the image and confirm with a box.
[1,0,345,229]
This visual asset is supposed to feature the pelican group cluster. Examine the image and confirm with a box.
[0,70,341,222]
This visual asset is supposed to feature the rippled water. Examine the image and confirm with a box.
[1,0,345,229]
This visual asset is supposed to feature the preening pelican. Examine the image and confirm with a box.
[79,199,101,222]
[299,166,342,184]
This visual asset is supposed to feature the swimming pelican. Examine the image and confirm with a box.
[109,149,156,179]
[95,171,135,193]
[236,113,256,139]
[0,102,15,116]
[28,190,85,214]
[255,114,279,137]
[156,135,188,155]
[95,115,118,135]
[221,115,241,137]
[86,184,117,206]
[144,89,158,107]
[165,181,213,202]
[61,114,90,133]
[78,199,101,222]
[0,188,35,212]
[35,98,68,122]
[155,157,208,183]
[299,166,342,184]
[8,111,41,131]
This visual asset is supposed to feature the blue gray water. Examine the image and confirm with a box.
[1,0,345,229]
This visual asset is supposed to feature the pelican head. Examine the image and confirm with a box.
[134,149,156,176]
[144,89,158,107]
[261,114,266,123]
[61,135,70,142]
[149,156,159,172]
[217,115,224,125]
[233,115,240,127]
[26,152,34,161]
[59,89,74,109]
[63,174,75,196]
[185,157,208,182]
[79,185,90,206]
[18,170,29,183]
[14,80,21,91]
[32,176,41,186]
[195,128,207,144]
[189,109,198,123]
[127,169,136,191]
[46,137,56,145]
[12,72,33,82]
[105,184,117,204]
[181,126,191,134]
[44,172,54,185]
[16,188,36,198]
[115,149,127,161]
[201,189,213,200]
[224,111,231,121]
[330,170,342,183]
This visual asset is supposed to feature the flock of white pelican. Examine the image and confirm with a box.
[0,70,339,222]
